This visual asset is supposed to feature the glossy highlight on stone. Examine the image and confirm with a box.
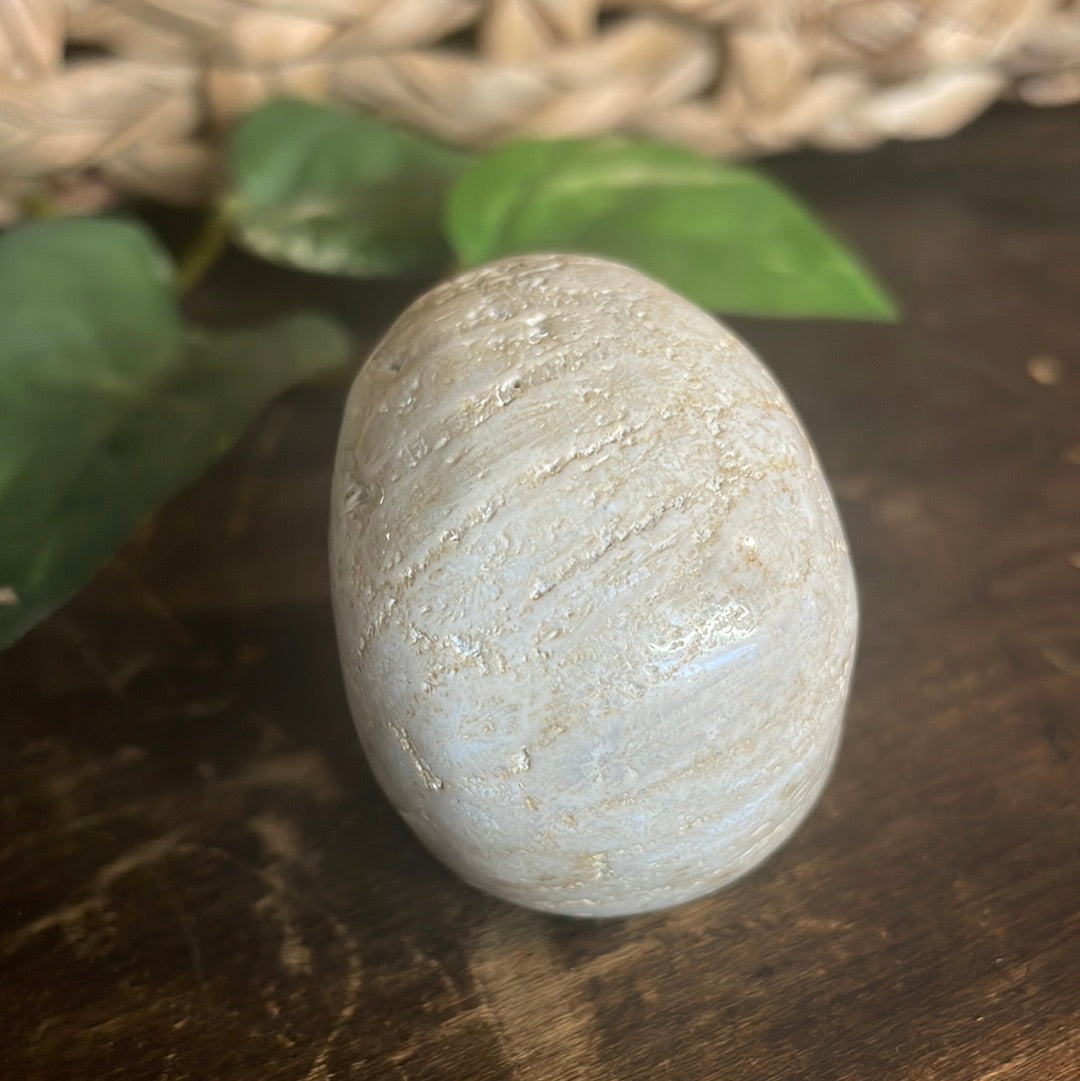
[330,254,858,917]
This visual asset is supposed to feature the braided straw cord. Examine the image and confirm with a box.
[1,0,1078,223]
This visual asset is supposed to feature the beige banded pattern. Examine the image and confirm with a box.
[2,1,1078,222]
[330,255,858,916]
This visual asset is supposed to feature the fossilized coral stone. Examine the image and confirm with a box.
[330,254,858,917]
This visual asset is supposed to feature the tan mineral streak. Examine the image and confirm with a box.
[331,254,858,917]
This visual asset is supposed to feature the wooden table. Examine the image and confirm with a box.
[3,104,1078,1081]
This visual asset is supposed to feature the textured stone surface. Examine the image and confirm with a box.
[330,254,858,917]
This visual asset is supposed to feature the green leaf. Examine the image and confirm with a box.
[445,137,896,320]
[0,218,351,649]
[227,98,472,278]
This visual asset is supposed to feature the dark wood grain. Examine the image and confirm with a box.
[2,103,1079,1081]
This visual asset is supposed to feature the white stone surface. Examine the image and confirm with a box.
[330,254,858,917]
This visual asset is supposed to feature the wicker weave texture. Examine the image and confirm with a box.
[1,1,1078,223]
